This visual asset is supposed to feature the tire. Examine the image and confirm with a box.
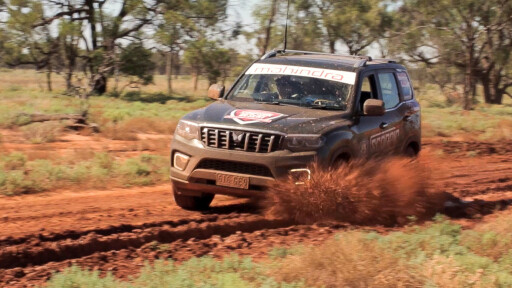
[173,187,214,211]
[405,145,417,158]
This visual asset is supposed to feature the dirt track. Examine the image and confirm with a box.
[1,137,512,287]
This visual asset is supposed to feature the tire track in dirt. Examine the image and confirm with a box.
[0,223,346,288]
[0,214,294,270]
[0,214,239,248]
[435,155,512,198]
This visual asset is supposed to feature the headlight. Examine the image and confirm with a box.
[284,134,325,151]
[175,120,199,140]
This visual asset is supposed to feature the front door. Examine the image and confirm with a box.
[352,73,389,158]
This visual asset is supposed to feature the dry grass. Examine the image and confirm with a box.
[99,118,176,141]
[120,117,177,134]
[20,122,63,144]
[276,232,424,288]
[100,123,139,141]
[267,157,448,226]
[460,211,512,261]
[0,69,226,97]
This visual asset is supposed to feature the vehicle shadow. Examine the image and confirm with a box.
[202,199,265,215]
[443,195,512,219]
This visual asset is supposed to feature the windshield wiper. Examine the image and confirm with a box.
[255,101,280,105]
[310,105,345,110]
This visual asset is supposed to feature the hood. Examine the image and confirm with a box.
[182,100,353,134]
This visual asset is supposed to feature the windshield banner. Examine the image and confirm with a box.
[246,63,356,85]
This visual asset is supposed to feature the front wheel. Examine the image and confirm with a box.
[173,187,214,211]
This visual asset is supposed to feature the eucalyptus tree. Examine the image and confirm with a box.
[394,0,512,108]
[312,0,392,54]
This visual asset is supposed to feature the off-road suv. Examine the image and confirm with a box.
[170,50,421,210]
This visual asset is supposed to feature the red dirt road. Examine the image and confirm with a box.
[1,138,512,287]
[0,184,246,239]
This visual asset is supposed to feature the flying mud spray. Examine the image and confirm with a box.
[266,155,452,226]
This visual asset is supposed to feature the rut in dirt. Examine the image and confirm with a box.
[0,214,241,248]
[0,214,294,270]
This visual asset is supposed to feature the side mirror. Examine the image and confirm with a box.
[363,99,385,116]
[208,84,225,100]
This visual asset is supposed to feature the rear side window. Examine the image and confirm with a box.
[397,72,413,100]
[378,73,399,109]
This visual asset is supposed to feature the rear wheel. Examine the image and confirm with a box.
[405,145,417,158]
[173,187,214,211]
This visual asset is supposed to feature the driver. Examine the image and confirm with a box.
[275,76,303,99]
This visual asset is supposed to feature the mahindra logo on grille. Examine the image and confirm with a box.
[232,131,245,144]
[224,109,286,124]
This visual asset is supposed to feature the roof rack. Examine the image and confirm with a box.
[260,49,374,67]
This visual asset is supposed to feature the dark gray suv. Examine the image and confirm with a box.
[170,50,421,210]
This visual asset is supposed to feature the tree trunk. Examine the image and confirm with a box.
[463,47,473,110]
[65,70,73,91]
[260,0,278,55]
[193,70,199,91]
[482,72,504,104]
[46,66,53,92]
[173,52,180,80]
[328,39,335,54]
[92,75,107,96]
[166,51,173,95]
[114,46,120,93]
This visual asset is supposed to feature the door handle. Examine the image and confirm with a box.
[380,122,389,129]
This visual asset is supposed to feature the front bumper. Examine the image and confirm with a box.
[170,135,317,197]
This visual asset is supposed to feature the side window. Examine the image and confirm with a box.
[378,73,399,109]
[397,72,413,100]
[359,75,378,111]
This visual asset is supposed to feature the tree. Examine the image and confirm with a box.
[4,0,60,91]
[155,9,193,95]
[57,20,82,92]
[313,0,392,54]
[118,43,156,93]
[248,0,282,55]
[29,0,160,97]
[394,0,512,108]
[184,39,232,90]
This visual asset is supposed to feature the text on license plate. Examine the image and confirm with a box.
[216,173,249,189]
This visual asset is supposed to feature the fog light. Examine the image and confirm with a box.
[289,168,311,184]
[173,152,190,171]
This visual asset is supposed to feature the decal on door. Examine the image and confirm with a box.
[370,127,400,151]
[224,109,286,124]
[360,140,369,156]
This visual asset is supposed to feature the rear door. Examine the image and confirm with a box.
[375,70,407,154]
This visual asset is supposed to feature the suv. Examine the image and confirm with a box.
[170,50,421,210]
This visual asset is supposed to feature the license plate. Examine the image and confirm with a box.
[216,173,249,189]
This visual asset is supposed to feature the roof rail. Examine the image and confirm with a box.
[260,49,373,67]
[371,59,397,64]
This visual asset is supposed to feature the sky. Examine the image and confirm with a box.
[100,0,260,53]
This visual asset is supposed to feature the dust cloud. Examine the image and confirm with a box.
[266,155,450,226]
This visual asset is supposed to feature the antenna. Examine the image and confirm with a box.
[283,0,290,52]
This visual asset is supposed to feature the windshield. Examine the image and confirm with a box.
[226,64,354,111]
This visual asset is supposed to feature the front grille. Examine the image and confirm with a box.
[201,127,282,153]
[195,159,273,178]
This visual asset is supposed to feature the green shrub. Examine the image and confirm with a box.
[47,256,304,288]
[21,122,62,144]
[0,152,168,195]
[46,266,120,288]
[2,152,27,170]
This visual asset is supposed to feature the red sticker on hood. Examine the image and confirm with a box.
[224,109,286,124]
